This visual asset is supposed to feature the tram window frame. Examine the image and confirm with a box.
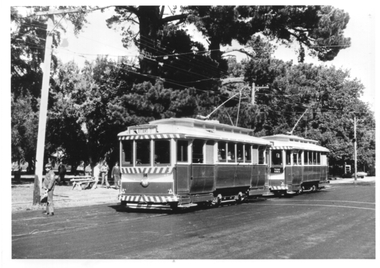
[154,140,171,165]
[245,144,252,163]
[252,146,259,164]
[292,151,298,165]
[136,140,151,165]
[312,151,317,165]
[298,151,303,165]
[272,150,283,166]
[286,151,292,165]
[218,141,227,162]
[192,139,204,164]
[304,150,308,165]
[237,143,244,163]
[177,140,188,163]
[227,143,236,162]
[121,140,133,166]
[258,147,266,164]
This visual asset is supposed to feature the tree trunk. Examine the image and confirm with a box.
[137,6,161,76]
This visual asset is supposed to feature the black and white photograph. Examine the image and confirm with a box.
[3,1,378,266]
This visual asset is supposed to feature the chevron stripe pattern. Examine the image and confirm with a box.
[270,185,288,190]
[119,194,179,203]
[121,167,173,174]
[119,134,182,140]
[271,146,293,150]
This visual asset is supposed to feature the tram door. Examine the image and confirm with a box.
[189,139,215,194]
[269,149,285,187]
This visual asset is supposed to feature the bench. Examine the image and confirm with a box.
[70,176,95,190]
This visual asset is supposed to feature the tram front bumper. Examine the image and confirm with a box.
[119,194,179,204]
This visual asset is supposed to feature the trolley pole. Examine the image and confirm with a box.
[33,18,53,205]
[354,116,357,182]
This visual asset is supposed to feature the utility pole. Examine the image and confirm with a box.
[33,18,53,205]
[251,82,255,105]
[354,116,357,182]
[31,7,112,205]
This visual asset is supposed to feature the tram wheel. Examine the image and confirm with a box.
[235,192,244,204]
[212,194,222,207]
[297,187,303,195]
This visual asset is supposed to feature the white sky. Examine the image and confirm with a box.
[53,3,376,109]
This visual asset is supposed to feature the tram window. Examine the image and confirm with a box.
[177,140,188,162]
[298,151,302,165]
[312,152,317,164]
[218,141,226,162]
[245,144,252,163]
[286,151,292,165]
[154,140,170,165]
[121,140,133,166]
[304,151,308,165]
[192,139,204,163]
[252,147,258,164]
[272,150,282,165]
[316,152,321,165]
[258,147,265,164]
[136,140,151,165]
[237,143,244,162]
[293,153,298,165]
[228,143,235,162]
[205,140,214,164]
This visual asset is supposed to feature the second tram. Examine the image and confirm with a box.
[262,134,329,195]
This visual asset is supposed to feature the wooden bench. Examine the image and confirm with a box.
[70,176,95,190]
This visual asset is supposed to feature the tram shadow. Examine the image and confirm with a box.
[108,197,269,214]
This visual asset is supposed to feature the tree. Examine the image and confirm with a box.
[11,6,90,167]
[237,52,375,175]
[107,5,350,93]
[50,57,208,168]
[11,92,39,171]
[185,6,350,63]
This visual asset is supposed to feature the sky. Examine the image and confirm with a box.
[52,3,377,109]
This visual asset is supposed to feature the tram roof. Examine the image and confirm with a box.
[118,118,271,145]
[261,134,329,152]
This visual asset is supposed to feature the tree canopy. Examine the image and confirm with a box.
[107,5,351,79]
[11,6,374,176]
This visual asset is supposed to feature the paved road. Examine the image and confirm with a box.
[12,182,375,259]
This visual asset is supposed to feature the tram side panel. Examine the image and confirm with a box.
[215,165,251,196]
[285,166,303,193]
[174,164,191,204]
[190,164,215,193]
[249,165,268,196]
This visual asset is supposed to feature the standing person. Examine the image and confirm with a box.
[91,162,101,190]
[42,163,56,216]
[77,161,84,176]
[13,161,22,183]
[111,162,121,189]
[100,161,110,188]
[57,161,66,185]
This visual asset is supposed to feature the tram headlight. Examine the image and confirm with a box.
[141,179,149,187]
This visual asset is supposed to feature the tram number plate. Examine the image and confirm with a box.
[271,167,283,173]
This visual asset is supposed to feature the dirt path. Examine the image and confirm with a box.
[12,183,120,212]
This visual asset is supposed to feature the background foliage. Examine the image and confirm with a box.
[11,6,375,176]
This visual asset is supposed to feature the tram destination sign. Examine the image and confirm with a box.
[128,125,157,135]
[271,167,284,173]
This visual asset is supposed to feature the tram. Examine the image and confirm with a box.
[262,134,330,195]
[117,117,271,209]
